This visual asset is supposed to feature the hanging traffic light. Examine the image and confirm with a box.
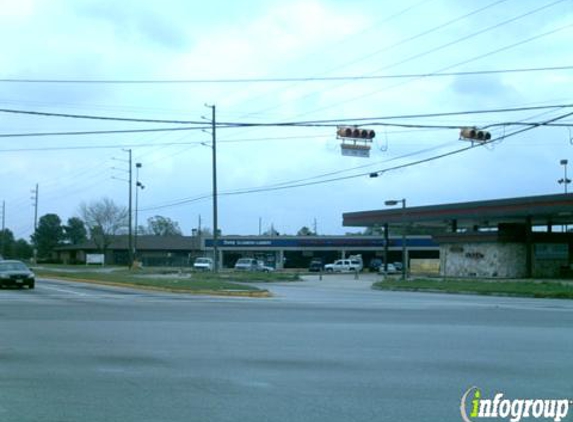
[337,126,376,158]
[459,127,491,142]
[337,126,376,140]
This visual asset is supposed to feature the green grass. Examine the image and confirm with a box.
[34,267,269,294]
[193,271,301,283]
[372,278,573,299]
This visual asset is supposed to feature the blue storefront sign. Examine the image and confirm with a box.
[204,237,437,249]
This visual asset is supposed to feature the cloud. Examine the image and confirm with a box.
[448,74,522,107]
[72,0,190,50]
[1,0,572,239]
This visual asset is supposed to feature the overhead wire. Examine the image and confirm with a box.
[222,110,573,196]
[3,65,569,85]
[139,110,573,211]
[248,0,572,121]
[231,0,513,118]
[218,0,564,129]
[0,103,571,129]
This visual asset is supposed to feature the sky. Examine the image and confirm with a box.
[1,0,572,239]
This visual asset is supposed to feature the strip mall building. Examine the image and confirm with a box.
[343,193,573,278]
[203,235,438,269]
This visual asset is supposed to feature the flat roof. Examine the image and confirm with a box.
[343,193,573,229]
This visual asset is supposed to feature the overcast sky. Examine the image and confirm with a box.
[1,0,572,239]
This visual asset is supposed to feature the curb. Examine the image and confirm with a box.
[39,276,272,298]
[371,285,571,300]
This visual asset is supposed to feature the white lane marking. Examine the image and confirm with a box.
[40,285,90,297]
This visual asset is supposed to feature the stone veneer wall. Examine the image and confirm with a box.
[440,242,527,278]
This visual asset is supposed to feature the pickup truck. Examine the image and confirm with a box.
[193,257,213,271]
[324,259,363,273]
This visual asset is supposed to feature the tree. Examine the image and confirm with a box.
[0,228,15,258]
[296,226,315,236]
[363,225,384,236]
[12,239,33,260]
[0,229,32,260]
[146,215,182,236]
[263,225,280,236]
[79,197,128,254]
[31,214,64,258]
[64,217,88,245]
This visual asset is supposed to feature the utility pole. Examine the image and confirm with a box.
[112,152,133,267]
[127,150,133,268]
[1,200,5,257]
[32,184,39,231]
[258,217,262,236]
[313,218,318,235]
[206,104,219,272]
[31,184,39,264]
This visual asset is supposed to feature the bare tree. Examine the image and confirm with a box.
[79,197,128,255]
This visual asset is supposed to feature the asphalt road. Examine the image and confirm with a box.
[1,275,572,422]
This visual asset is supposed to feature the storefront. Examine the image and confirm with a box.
[343,193,573,279]
[203,235,439,269]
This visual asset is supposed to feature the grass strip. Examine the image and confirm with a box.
[35,268,267,294]
[372,278,573,299]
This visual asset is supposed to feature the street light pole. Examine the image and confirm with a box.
[559,159,571,194]
[125,149,133,268]
[385,198,407,280]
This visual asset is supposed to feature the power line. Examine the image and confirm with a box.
[276,9,573,120]
[230,0,570,125]
[222,111,573,196]
[139,110,573,210]
[0,105,571,141]
[0,141,199,153]
[0,108,208,124]
[0,126,208,138]
[0,103,571,132]
[1,65,570,84]
[225,0,512,117]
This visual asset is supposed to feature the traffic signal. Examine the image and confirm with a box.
[337,126,376,140]
[459,127,491,142]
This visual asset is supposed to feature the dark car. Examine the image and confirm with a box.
[368,258,383,272]
[308,259,324,272]
[0,260,35,289]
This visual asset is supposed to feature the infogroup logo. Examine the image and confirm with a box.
[460,387,572,422]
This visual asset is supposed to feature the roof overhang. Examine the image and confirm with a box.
[343,193,573,230]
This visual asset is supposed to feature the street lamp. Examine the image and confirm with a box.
[558,159,571,194]
[134,163,144,265]
[385,198,407,280]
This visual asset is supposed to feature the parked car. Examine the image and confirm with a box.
[368,258,383,272]
[308,258,324,272]
[0,260,35,289]
[234,258,258,271]
[378,263,398,274]
[324,259,362,273]
[256,260,275,273]
[234,258,274,272]
[193,257,213,271]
